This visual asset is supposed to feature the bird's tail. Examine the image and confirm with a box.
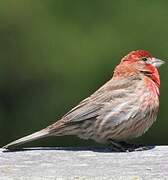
[2,129,49,149]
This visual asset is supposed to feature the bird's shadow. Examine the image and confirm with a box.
[2,145,155,153]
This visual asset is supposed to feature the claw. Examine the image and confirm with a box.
[108,140,153,152]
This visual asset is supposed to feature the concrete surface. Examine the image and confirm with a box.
[0,146,168,180]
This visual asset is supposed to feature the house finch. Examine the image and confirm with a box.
[3,50,165,151]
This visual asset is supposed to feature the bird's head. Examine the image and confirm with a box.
[121,50,164,69]
[114,50,165,86]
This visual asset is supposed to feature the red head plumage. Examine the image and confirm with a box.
[114,50,164,87]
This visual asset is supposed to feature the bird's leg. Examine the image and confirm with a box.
[118,141,139,148]
[108,140,151,152]
[119,141,152,151]
[108,140,128,152]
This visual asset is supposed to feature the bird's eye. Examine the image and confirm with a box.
[141,57,148,62]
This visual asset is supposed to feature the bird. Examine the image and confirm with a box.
[3,50,165,151]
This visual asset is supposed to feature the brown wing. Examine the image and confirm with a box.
[61,76,141,123]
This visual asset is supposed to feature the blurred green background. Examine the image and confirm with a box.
[0,0,167,147]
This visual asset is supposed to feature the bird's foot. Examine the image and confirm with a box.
[108,140,151,152]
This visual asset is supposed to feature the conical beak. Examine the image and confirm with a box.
[151,58,165,68]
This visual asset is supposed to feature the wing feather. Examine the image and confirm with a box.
[61,76,141,124]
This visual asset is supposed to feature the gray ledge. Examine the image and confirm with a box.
[0,146,168,180]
